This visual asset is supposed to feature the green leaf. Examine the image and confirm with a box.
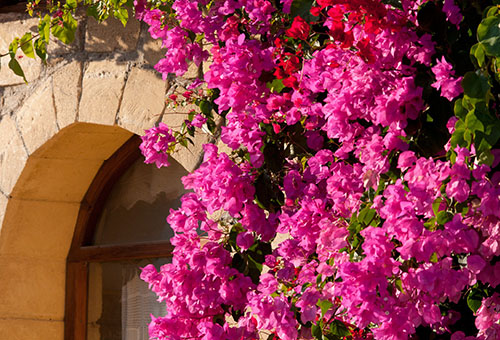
[358,206,376,225]
[477,15,500,57]
[248,254,263,272]
[429,252,438,263]
[478,149,494,165]
[486,5,500,18]
[8,57,27,83]
[34,38,47,61]
[267,78,285,93]
[461,72,490,99]
[52,13,78,45]
[395,278,404,293]
[66,0,78,9]
[470,43,486,68]
[465,111,485,133]
[450,120,467,148]
[8,39,18,58]
[87,5,100,20]
[199,100,212,114]
[290,0,317,22]
[311,324,323,340]
[20,33,35,59]
[432,197,442,216]
[467,291,483,313]
[179,138,188,148]
[329,320,351,337]
[38,14,51,43]
[113,7,129,27]
[317,300,333,317]
[454,99,467,120]
[436,211,453,225]
[424,217,436,231]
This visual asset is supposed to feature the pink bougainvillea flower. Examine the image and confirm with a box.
[431,56,463,101]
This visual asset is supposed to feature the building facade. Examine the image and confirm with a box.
[0,5,209,339]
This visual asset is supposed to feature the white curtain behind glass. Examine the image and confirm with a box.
[121,264,166,340]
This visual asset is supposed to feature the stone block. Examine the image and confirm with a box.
[53,61,82,128]
[86,16,140,52]
[0,85,29,117]
[118,68,166,134]
[0,319,63,340]
[183,62,201,79]
[10,157,103,203]
[0,199,79,260]
[0,17,42,85]
[61,122,131,134]
[16,82,58,154]
[216,138,233,156]
[0,256,66,320]
[142,36,164,67]
[0,116,28,195]
[79,60,128,125]
[161,112,189,129]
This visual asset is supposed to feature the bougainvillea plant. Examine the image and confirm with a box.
[5,0,500,339]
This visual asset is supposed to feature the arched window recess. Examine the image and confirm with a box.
[65,135,184,340]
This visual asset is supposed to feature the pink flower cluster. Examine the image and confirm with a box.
[136,0,500,339]
[140,123,175,168]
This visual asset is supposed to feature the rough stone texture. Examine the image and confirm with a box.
[184,62,201,79]
[0,319,63,340]
[16,82,58,154]
[53,61,82,128]
[162,112,189,129]
[11,157,103,203]
[142,35,164,66]
[0,17,42,85]
[216,138,233,156]
[0,199,79,260]
[79,60,128,125]
[86,16,140,52]
[0,116,28,195]
[0,85,29,118]
[118,68,166,134]
[0,257,66,320]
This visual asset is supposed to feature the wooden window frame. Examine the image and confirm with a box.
[65,135,173,340]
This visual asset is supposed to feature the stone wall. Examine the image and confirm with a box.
[0,10,211,225]
[0,9,211,340]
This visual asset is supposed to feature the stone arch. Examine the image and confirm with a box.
[0,122,132,339]
[0,118,205,339]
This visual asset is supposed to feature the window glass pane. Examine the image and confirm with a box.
[87,259,169,340]
[92,157,187,245]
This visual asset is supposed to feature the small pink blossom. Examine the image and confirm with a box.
[431,57,463,101]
